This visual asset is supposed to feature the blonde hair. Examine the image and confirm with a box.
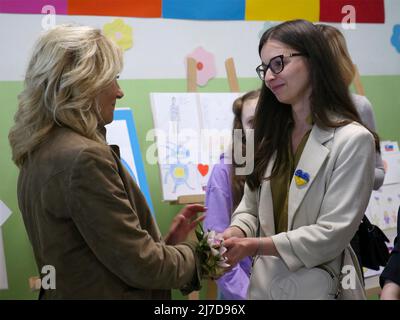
[9,24,123,167]
[316,24,355,87]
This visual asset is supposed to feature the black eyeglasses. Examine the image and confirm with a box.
[256,53,306,80]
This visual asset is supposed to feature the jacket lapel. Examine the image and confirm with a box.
[259,153,276,236]
[287,125,334,230]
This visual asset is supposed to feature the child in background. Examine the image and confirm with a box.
[204,89,260,300]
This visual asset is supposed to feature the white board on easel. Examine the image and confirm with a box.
[150,92,241,201]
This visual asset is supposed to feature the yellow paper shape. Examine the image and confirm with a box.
[246,0,320,22]
[103,19,133,51]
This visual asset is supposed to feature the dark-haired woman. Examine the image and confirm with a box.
[222,20,379,300]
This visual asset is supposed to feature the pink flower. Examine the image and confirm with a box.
[196,225,230,279]
[186,47,217,86]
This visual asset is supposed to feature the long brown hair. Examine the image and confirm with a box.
[231,89,260,210]
[247,19,379,191]
[315,24,355,87]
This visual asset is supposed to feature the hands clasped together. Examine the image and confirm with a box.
[165,205,261,280]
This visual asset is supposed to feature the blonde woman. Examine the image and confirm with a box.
[9,25,204,299]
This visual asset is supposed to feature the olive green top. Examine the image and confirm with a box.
[271,128,312,234]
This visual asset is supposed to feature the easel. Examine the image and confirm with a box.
[180,56,240,300]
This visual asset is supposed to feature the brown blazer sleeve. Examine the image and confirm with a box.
[67,145,200,291]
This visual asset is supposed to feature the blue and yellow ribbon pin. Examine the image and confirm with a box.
[294,169,310,187]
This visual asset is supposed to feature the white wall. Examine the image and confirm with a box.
[1,0,399,81]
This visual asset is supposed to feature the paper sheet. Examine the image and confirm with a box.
[0,228,8,289]
[0,201,11,290]
[0,200,11,227]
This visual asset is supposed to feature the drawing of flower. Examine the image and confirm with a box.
[103,19,133,51]
[186,47,217,86]
[390,24,400,53]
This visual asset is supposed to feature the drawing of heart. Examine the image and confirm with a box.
[197,164,209,177]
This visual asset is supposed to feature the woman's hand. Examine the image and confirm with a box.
[222,226,246,240]
[164,204,206,245]
[223,237,258,268]
[223,236,280,267]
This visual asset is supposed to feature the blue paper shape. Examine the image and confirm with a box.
[113,109,155,216]
[391,24,400,53]
[162,0,245,20]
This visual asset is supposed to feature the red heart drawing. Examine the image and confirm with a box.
[197,164,209,177]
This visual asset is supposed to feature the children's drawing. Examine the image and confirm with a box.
[162,142,194,193]
[366,184,400,230]
[150,92,245,201]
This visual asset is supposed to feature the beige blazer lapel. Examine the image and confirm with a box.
[287,125,335,230]
[259,153,276,236]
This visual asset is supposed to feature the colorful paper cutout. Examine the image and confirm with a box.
[246,0,319,22]
[186,47,217,87]
[0,0,67,14]
[68,0,161,18]
[162,0,245,20]
[320,0,385,23]
[391,24,400,54]
[103,19,133,51]
[197,164,209,177]
[0,0,387,23]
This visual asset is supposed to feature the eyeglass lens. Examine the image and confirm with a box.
[257,56,285,80]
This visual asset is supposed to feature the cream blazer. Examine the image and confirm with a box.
[231,122,375,299]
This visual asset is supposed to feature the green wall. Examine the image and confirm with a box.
[0,76,399,299]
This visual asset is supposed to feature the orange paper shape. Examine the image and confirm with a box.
[68,0,161,18]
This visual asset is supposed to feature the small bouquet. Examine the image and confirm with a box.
[195,224,230,279]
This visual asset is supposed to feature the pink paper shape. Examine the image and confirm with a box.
[186,46,216,86]
[0,0,67,14]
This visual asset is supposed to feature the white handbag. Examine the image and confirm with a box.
[249,246,367,300]
[249,255,340,300]
[336,246,367,300]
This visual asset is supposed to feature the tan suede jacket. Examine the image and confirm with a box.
[17,126,200,299]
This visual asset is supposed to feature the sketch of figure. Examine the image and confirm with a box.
[163,142,194,193]
[169,96,180,139]
[170,97,180,122]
